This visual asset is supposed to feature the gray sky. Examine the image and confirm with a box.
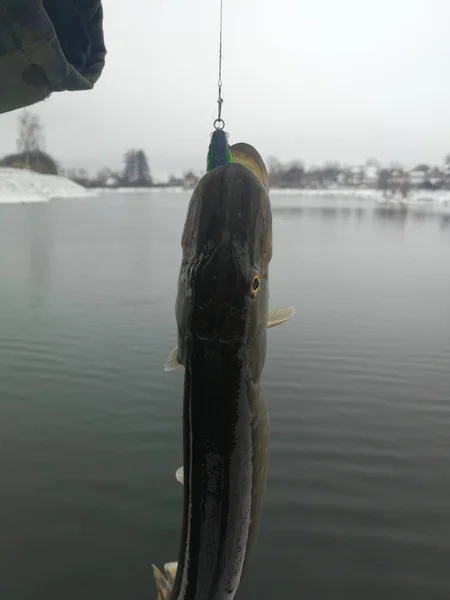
[1,0,450,179]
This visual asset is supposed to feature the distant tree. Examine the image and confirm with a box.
[322,161,341,183]
[17,110,44,156]
[167,174,184,187]
[135,150,152,186]
[183,170,199,189]
[267,156,284,187]
[365,157,380,169]
[445,154,450,166]
[283,160,305,188]
[324,160,341,170]
[122,150,136,184]
[412,163,430,172]
[121,149,152,186]
[0,110,57,175]
[0,150,57,175]
[399,174,411,199]
[95,167,114,186]
[65,168,92,187]
[377,169,391,197]
[267,156,282,174]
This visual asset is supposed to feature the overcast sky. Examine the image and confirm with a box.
[1,0,449,179]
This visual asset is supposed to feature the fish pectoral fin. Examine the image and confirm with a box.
[164,561,178,584]
[267,306,296,328]
[175,466,184,486]
[164,346,182,372]
[152,564,173,600]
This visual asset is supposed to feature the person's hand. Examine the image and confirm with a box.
[0,0,106,115]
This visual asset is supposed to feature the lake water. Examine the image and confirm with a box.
[0,191,449,600]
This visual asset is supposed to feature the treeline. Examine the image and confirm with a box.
[63,148,201,190]
[0,111,202,190]
[64,149,155,188]
[266,157,450,191]
[3,111,450,193]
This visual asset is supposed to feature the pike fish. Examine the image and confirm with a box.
[153,142,295,600]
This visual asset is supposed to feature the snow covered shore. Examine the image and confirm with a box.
[0,168,97,203]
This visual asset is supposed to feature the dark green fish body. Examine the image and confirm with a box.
[153,147,295,600]
[173,163,272,600]
[206,130,232,172]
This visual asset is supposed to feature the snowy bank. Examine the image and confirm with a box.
[93,186,186,194]
[0,168,97,203]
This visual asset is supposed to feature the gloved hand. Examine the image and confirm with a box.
[0,0,106,114]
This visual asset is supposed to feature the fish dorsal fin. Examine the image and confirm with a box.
[267,306,296,328]
[164,346,182,372]
[230,142,270,191]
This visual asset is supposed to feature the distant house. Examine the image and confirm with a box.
[183,171,200,190]
[443,164,450,187]
[428,167,443,188]
[167,175,183,187]
[408,165,444,190]
[389,169,404,187]
[105,175,121,187]
[337,172,348,186]
[363,165,379,186]
[409,165,429,187]
[348,166,365,186]
[302,169,323,189]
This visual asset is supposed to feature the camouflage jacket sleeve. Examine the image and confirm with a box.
[0,0,106,114]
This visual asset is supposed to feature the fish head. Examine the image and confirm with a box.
[176,162,272,378]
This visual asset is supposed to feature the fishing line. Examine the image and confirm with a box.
[213,0,225,130]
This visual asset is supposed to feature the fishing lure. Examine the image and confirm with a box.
[206,127,232,172]
[205,0,232,173]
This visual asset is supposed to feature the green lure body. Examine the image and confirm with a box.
[206,129,232,172]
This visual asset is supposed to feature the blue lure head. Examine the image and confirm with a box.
[206,129,232,172]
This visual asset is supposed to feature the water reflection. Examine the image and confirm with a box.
[273,201,450,230]
[1,192,450,600]
[412,210,434,222]
[355,207,365,221]
[373,205,408,228]
[272,204,410,226]
[320,207,338,219]
[272,206,305,219]
[440,214,450,230]
[23,204,53,308]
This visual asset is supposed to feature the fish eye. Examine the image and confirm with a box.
[250,275,260,296]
